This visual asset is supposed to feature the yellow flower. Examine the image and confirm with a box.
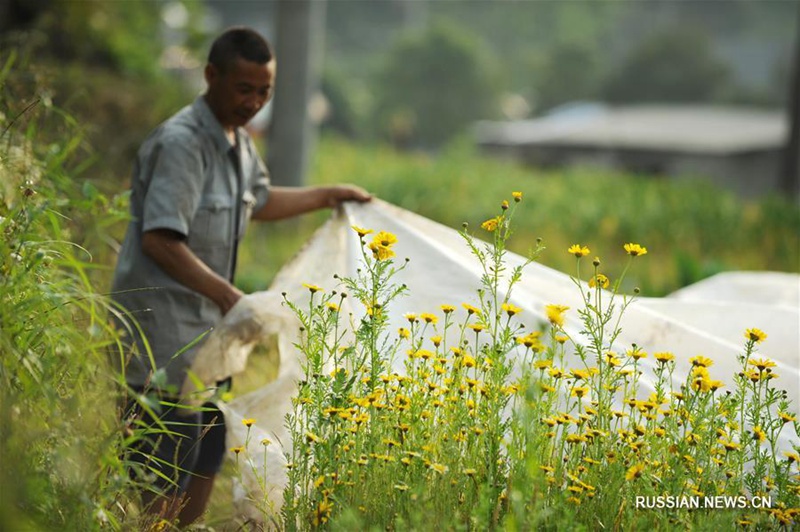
[752,426,766,443]
[517,332,543,350]
[351,225,373,238]
[480,216,502,232]
[654,352,674,363]
[463,468,477,476]
[462,355,476,368]
[420,313,438,324]
[748,358,776,371]
[720,439,741,452]
[430,335,442,347]
[623,243,648,257]
[627,347,647,360]
[468,323,485,333]
[545,304,569,327]
[398,327,410,339]
[571,386,589,398]
[779,412,796,423]
[568,244,590,258]
[588,273,610,289]
[625,463,645,481]
[305,431,323,444]
[261,437,271,446]
[501,200,509,210]
[512,191,522,202]
[242,418,256,428]
[440,304,456,314]
[745,328,767,343]
[302,283,323,293]
[416,349,434,360]
[368,242,395,261]
[404,313,418,323]
[784,451,800,463]
[428,462,448,474]
[462,303,481,315]
[533,359,552,370]
[372,231,398,247]
[230,446,245,455]
[570,368,590,380]
[689,355,714,368]
[501,302,522,316]
[691,367,712,392]
[326,302,339,312]
[313,497,333,526]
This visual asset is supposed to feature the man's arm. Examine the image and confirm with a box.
[142,229,243,315]
[252,185,371,221]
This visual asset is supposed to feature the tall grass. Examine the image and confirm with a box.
[0,54,133,530]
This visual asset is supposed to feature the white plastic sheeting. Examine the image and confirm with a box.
[187,199,799,517]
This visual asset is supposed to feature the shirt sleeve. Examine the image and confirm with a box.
[141,134,204,237]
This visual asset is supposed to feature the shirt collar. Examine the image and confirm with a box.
[193,96,238,153]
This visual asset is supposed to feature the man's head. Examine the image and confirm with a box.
[204,27,276,131]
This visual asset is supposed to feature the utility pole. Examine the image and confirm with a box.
[781,6,800,203]
[268,0,327,187]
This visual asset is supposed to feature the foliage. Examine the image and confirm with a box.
[1,2,199,187]
[602,24,731,104]
[4,0,206,80]
[232,194,798,529]
[526,39,605,113]
[372,19,500,148]
[0,54,135,530]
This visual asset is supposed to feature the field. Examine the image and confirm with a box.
[237,135,799,298]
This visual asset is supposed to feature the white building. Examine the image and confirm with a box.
[475,103,789,199]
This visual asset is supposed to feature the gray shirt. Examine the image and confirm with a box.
[112,96,270,388]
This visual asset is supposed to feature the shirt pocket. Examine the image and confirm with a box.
[239,190,257,239]
[188,193,234,249]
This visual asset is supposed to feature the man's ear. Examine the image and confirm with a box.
[204,63,218,85]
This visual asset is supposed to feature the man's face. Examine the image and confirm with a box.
[205,56,276,130]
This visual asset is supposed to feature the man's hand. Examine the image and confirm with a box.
[323,184,372,208]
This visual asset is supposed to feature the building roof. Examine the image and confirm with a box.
[475,103,788,155]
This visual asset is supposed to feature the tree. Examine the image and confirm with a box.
[602,24,730,104]
[529,40,604,113]
[373,20,499,148]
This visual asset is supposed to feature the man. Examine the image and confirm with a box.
[112,27,370,526]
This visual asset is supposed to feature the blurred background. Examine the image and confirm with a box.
[2,0,798,296]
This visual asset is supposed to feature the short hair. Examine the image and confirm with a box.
[207,27,273,73]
